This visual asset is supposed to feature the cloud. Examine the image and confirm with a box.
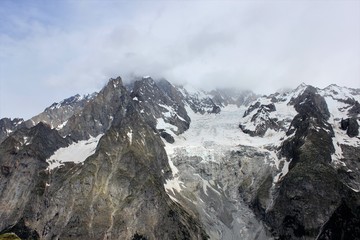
[0,0,359,118]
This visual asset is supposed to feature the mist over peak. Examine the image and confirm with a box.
[1,1,359,119]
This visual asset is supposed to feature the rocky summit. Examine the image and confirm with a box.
[0,77,359,240]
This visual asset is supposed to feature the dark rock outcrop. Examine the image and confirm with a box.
[290,86,330,120]
[159,130,175,144]
[317,196,360,240]
[240,102,283,137]
[340,118,359,137]
[349,101,360,116]
[210,105,221,114]
[0,122,69,161]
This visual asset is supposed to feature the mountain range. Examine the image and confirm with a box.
[0,76,359,240]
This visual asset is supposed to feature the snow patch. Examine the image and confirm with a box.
[274,159,291,183]
[47,134,103,170]
[56,120,68,130]
[15,120,24,126]
[127,129,133,144]
[325,96,360,165]
[346,184,360,193]
[112,80,119,88]
[163,140,186,196]
[23,136,31,146]
[164,177,185,196]
[200,178,221,196]
[156,118,178,132]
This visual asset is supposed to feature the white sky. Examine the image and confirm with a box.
[1,0,359,119]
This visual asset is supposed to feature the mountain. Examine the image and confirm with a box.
[0,77,359,240]
[0,93,97,144]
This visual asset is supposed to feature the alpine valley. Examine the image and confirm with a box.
[0,76,359,240]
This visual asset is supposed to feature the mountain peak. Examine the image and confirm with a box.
[295,82,309,90]
[107,76,123,89]
[46,94,89,111]
[140,76,156,86]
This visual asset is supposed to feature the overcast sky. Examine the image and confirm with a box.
[1,0,359,119]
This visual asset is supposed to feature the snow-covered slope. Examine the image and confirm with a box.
[162,105,275,239]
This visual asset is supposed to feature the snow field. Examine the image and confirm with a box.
[47,134,103,170]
